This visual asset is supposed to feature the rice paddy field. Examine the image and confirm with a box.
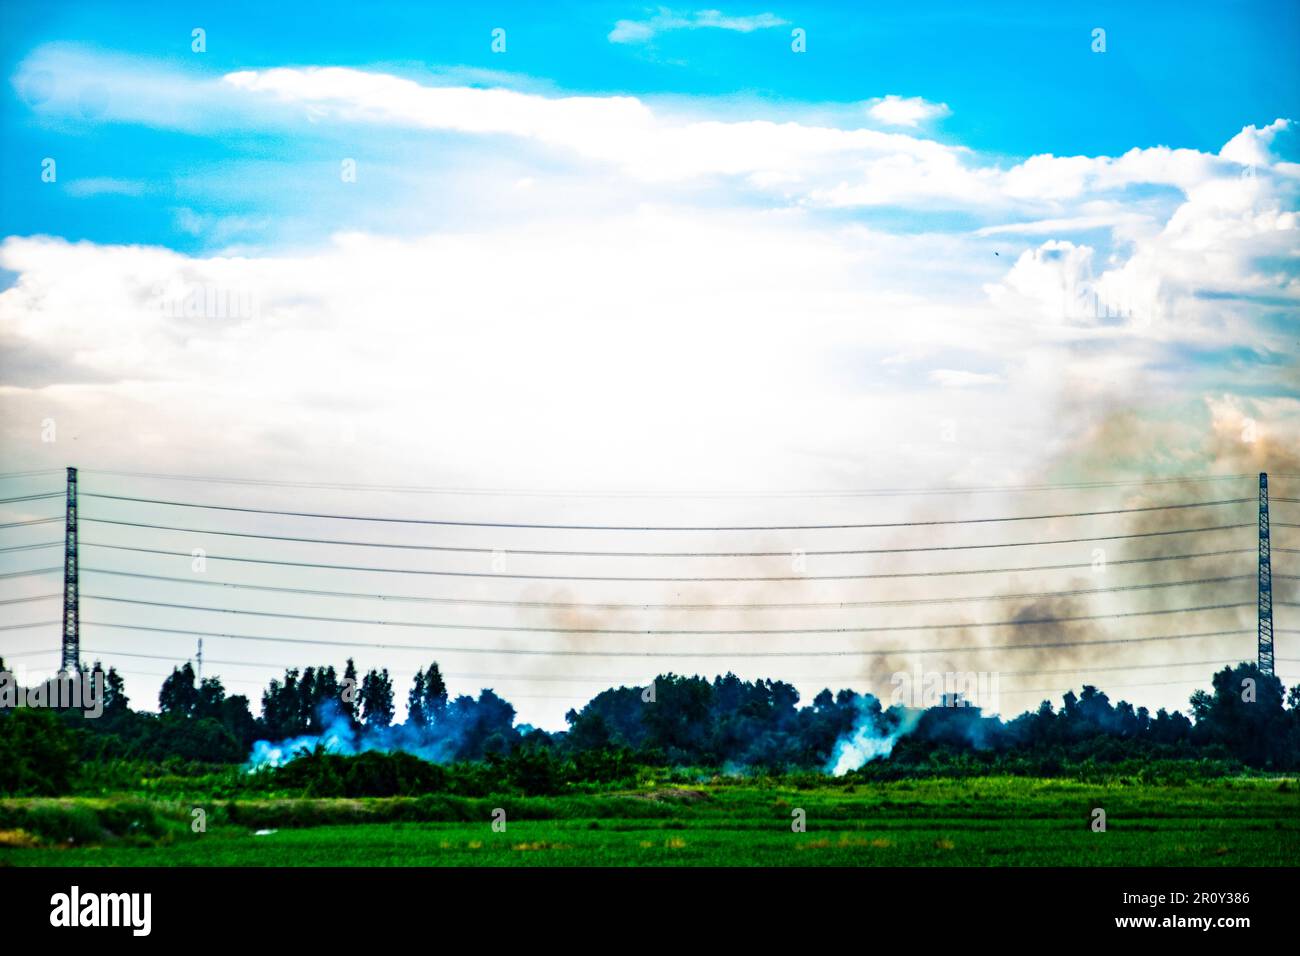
[2,776,1297,867]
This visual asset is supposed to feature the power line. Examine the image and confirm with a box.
[3,469,1286,711]
[80,468,1256,499]
[76,620,1256,657]
[6,647,1251,684]
[89,541,1255,573]
[0,518,62,530]
[0,619,58,632]
[998,677,1220,697]
[79,491,1252,532]
[0,593,58,606]
[80,594,1252,635]
[74,541,1254,583]
[109,665,590,700]
[0,469,63,480]
[0,542,62,554]
[71,666,1300,704]
[77,519,1255,559]
[0,567,59,580]
[77,566,1254,611]
[0,492,63,505]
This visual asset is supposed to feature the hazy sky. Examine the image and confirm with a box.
[1,1,1298,729]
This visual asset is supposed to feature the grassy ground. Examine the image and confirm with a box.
[2,777,1297,866]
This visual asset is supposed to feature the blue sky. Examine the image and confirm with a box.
[3,0,1298,252]
[1,2,1298,725]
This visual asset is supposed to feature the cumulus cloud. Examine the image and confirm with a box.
[1219,118,1293,167]
[866,95,951,128]
[5,113,1295,493]
[214,62,1284,219]
[981,152,1299,354]
[0,209,1055,492]
[6,50,1295,417]
[19,47,1288,224]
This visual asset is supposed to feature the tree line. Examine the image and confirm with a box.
[2,654,1299,795]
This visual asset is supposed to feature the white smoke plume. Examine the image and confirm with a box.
[826,697,922,776]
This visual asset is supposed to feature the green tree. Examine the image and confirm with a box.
[1190,663,1290,766]
[158,663,199,717]
[298,667,317,731]
[360,669,394,729]
[219,694,257,748]
[423,662,448,722]
[342,658,360,731]
[88,661,130,716]
[315,665,340,727]
[195,676,227,720]
[408,669,427,728]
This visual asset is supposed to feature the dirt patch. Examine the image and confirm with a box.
[512,841,571,852]
[0,828,40,848]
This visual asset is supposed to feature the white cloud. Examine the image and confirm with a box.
[20,48,1286,224]
[5,50,1298,471]
[974,211,1150,236]
[999,147,1224,202]
[929,369,1004,388]
[609,20,656,44]
[64,177,147,198]
[215,63,1283,219]
[6,128,1294,493]
[173,207,272,242]
[806,148,999,208]
[866,95,951,128]
[8,51,1294,375]
[609,9,787,44]
[220,65,968,189]
[1219,118,1291,167]
[981,153,1300,343]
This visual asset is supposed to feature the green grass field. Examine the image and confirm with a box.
[2,777,1297,866]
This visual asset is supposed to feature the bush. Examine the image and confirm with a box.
[0,709,77,795]
[22,802,102,844]
[505,746,561,796]
[274,748,450,797]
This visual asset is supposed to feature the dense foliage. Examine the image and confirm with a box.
[3,652,1299,797]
